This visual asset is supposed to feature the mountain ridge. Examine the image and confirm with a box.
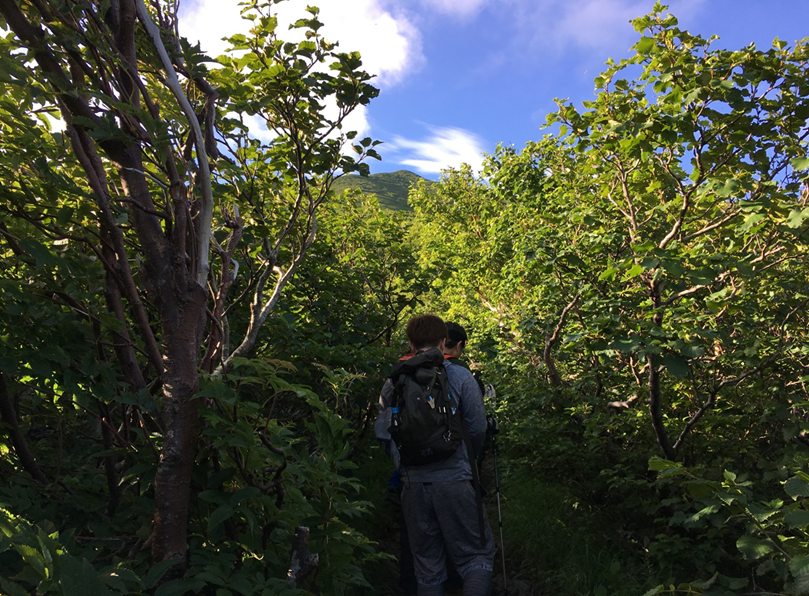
[330,170,433,211]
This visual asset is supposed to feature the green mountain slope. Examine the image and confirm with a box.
[331,170,433,211]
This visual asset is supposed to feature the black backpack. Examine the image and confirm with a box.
[388,348,463,467]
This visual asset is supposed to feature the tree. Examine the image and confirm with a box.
[415,3,809,461]
[544,4,809,460]
[0,0,377,576]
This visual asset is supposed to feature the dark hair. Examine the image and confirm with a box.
[406,314,448,350]
[445,322,468,349]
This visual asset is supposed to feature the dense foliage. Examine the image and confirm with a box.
[411,4,809,594]
[0,0,401,594]
[2,1,809,595]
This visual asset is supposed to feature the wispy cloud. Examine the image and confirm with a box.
[388,126,486,175]
[524,0,706,54]
[410,0,705,56]
[418,0,491,19]
[551,0,651,50]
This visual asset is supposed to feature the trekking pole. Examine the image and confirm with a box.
[491,423,507,593]
[484,383,508,592]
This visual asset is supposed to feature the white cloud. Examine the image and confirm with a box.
[389,126,486,175]
[178,0,422,88]
[552,0,650,50]
[177,0,250,58]
[36,107,65,133]
[341,105,372,140]
[286,1,422,88]
[178,1,398,144]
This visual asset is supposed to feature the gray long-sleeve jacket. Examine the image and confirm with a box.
[375,356,486,483]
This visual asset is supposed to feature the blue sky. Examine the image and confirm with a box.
[180,0,809,179]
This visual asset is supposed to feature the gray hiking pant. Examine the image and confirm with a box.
[401,479,496,593]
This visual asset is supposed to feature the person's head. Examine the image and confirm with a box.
[444,322,468,358]
[406,314,447,352]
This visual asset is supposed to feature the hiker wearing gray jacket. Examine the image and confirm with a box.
[375,314,496,596]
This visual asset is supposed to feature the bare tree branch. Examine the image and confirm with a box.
[135,0,213,287]
[0,373,50,484]
[543,294,580,388]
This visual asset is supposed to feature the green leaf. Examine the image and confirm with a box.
[99,567,142,590]
[687,504,720,523]
[723,576,750,590]
[705,299,723,314]
[228,574,256,596]
[785,476,809,498]
[155,578,207,596]
[195,571,226,586]
[610,335,641,353]
[623,263,644,279]
[786,208,809,229]
[598,267,617,281]
[635,36,656,54]
[228,486,261,507]
[660,260,684,276]
[791,555,809,579]
[736,534,773,560]
[208,504,235,532]
[0,577,29,596]
[785,510,809,529]
[197,490,227,505]
[15,544,48,578]
[649,456,680,471]
[662,354,689,379]
[791,157,809,171]
[145,559,183,589]
[690,572,718,589]
[741,212,766,231]
[746,502,779,522]
[641,257,660,270]
[791,556,809,595]
[716,178,741,198]
[58,555,113,596]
